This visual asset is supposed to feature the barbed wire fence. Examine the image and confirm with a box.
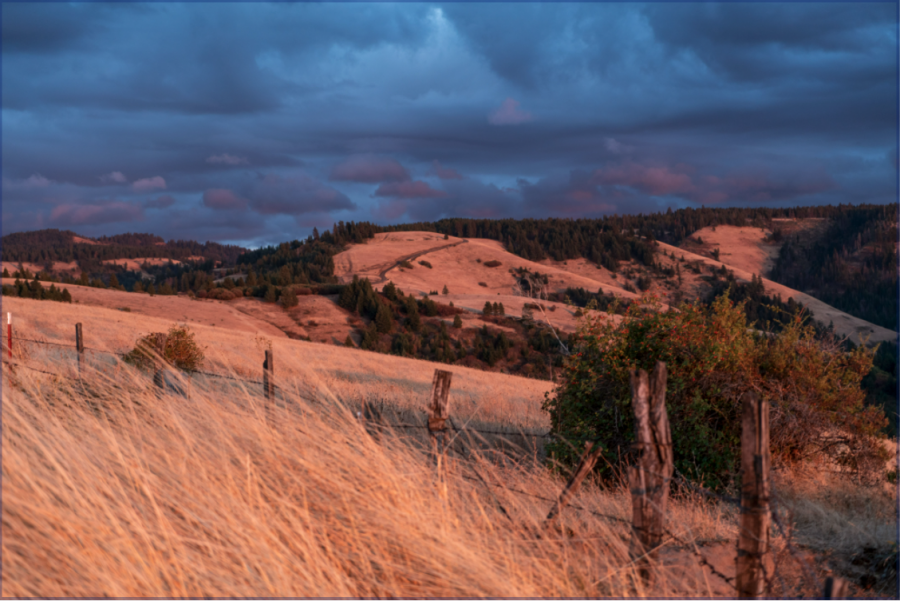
[1,327,852,598]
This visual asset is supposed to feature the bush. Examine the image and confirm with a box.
[399,260,413,269]
[544,294,887,489]
[280,286,299,309]
[418,260,433,269]
[123,325,205,372]
[207,288,235,301]
[478,282,487,288]
[483,260,502,268]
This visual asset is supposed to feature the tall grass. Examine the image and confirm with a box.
[3,349,741,597]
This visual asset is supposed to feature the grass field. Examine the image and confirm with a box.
[2,295,896,597]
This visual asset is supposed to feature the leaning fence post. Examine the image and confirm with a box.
[263,349,274,401]
[736,392,772,599]
[628,361,673,579]
[427,369,453,457]
[75,323,84,377]
[152,333,167,390]
[546,440,604,525]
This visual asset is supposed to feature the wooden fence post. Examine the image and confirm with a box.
[75,323,84,377]
[152,333,167,390]
[427,369,453,456]
[736,392,772,599]
[546,440,604,525]
[7,312,11,359]
[628,361,673,579]
[263,349,274,401]
[823,576,849,600]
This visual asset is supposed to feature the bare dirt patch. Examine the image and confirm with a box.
[102,257,182,271]
[72,235,106,245]
[685,225,780,276]
[2,261,80,277]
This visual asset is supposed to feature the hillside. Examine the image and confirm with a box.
[1,228,245,268]
[0,295,553,431]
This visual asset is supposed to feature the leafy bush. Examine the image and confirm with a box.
[478,282,487,287]
[399,260,413,269]
[418,260,433,269]
[483,260,502,268]
[123,324,205,372]
[543,294,887,489]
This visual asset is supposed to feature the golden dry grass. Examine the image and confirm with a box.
[3,296,894,597]
[3,340,748,597]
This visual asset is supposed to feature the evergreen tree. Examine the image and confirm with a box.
[405,296,421,332]
[344,334,354,347]
[453,314,462,329]
[133,281,144,293]
[483,301,493,317]
[361,322,378,350]
[442,284,449,295]
[382,281,398,301]
[264,284,277,303]
[61,288,72,303]
[498,302,505,315]
[2,268,8,278]
[109,273,121,290]
[375,302,393,333]
[147,283,156,295]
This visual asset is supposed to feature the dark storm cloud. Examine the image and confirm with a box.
[330,156,411,183]
[248,173,356,216]
[1,3,895,246]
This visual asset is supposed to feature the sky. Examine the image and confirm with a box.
[1,2,897,248]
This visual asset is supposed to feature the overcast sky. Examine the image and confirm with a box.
[2,2,897,247]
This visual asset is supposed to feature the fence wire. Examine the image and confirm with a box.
[2,332,833,596]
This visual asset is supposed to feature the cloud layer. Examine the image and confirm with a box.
[1,3,894,246]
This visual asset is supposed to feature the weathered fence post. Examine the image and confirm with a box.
[427,369,453,457]
[75,323,84,377]
[263,349,274,401]
[546,440,604,525]
[628,361,673,579]
[736,392,772,599]
[152,333,167,390]
[822,576,849,600]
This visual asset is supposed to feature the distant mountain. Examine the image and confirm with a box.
[1,229,246,266]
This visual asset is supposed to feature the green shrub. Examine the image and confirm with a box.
[399,260,413,269]
[483,260,502,268]
[123,324,205,372]
[418,260,433,269]
[543,294,887,489]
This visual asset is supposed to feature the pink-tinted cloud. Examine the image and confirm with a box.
[250,173,355,215]
[520,171,628,216]
[49,201,144,226]
[206,153,249,166]
[591,163,694,196]
[374,180,447,199]
[100,171,127,184]
[132,176,166,192]
[430,160,464,180]
[145,194,176,209]
[20,174,51,188]
[202,188,248,210]
[330,155,410,183]
[488,98,534,126]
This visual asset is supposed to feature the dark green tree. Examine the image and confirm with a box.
[375,302,393,333]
